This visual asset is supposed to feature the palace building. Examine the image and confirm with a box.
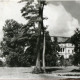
[51,36,75,59]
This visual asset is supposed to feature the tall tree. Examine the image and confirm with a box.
[20,0,47,73]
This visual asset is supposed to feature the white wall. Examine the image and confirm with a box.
[58,43,74,59]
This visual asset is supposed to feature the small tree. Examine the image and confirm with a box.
[51,37,60,66]
[2,19,24,66]
[60,55,64,66]
[71,28,80,65]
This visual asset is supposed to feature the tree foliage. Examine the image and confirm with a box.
[71,28,80,65]
[2,19,60,67]
[45,37,60,66]
[2,19,33,67]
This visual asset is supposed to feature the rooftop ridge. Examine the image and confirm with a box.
[50,36,70,38]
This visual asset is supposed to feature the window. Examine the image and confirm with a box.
[63,48,64,52]
[60,48,62,52]
[68,50,70,53]
[60,48,64,52]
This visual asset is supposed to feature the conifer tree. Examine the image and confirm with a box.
[20,0,47,73]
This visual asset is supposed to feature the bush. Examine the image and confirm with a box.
[0,60,3,67]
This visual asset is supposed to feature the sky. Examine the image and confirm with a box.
[0,0,80,41]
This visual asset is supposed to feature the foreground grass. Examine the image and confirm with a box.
[0,66,79,79]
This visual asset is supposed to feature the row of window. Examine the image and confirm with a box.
[59,48,74,53]
[60,44,74,47]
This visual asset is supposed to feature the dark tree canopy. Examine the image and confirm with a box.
[71,28,80,65]
[2,19,35,67]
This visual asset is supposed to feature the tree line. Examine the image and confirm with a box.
[1,19,60,67]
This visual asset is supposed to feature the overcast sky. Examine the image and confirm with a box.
[0,0,80,41]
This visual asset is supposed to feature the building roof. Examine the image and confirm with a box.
[51,36,71,43]
[65,38,72,43]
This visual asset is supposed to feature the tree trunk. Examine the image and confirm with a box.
[36,23,41,68]
[42,33,46,72]
[35,0,44,71]
[32,0,45,73]
[32,23,43,73]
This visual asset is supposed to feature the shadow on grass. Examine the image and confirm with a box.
[23,67,63,74]
[71,69,80,72]
[60,79,80,80]
[46,67,63,73]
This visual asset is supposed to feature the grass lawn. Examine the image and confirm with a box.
[0,66,79,79]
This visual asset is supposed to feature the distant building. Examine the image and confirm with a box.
[59,43,75,59]
[51,36,75,59]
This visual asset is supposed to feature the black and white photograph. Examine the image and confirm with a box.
[0,0,80,80]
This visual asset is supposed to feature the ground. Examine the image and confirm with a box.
[0,66,80,80]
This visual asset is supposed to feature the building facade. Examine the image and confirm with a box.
[51,36,75,59]
[58,43,75,59]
